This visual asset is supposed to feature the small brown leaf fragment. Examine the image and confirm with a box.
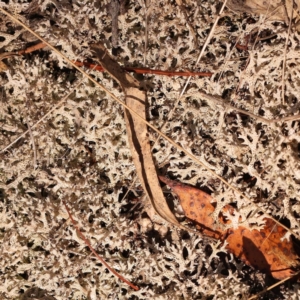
[159,176,224,240]
[159,176,300,280]
[0,61,8,72]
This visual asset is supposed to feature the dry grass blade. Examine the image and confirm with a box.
[73,61,213,77]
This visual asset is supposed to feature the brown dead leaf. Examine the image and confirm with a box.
[0,61,8,72]
[91,43,185,230]
[0,52,15,72]
[159,176,300,280]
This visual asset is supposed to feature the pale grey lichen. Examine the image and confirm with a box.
[0,0,300,299]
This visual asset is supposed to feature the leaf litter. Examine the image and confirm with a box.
[159,175,300,281]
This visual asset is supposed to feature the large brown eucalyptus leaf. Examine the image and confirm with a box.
[91,43,185,231]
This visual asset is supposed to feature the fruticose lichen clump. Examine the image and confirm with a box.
[0,0,300,299]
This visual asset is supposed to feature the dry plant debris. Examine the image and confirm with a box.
[0,41,213,77]
[91,42,184,231]
[0,0,300,299]
[160,175,300,281]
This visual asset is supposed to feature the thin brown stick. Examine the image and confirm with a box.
[74,61,213,77]
[5,42,213,77]
[62,200,139,291]
[17,42,47,54]
[123,66,212,77]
